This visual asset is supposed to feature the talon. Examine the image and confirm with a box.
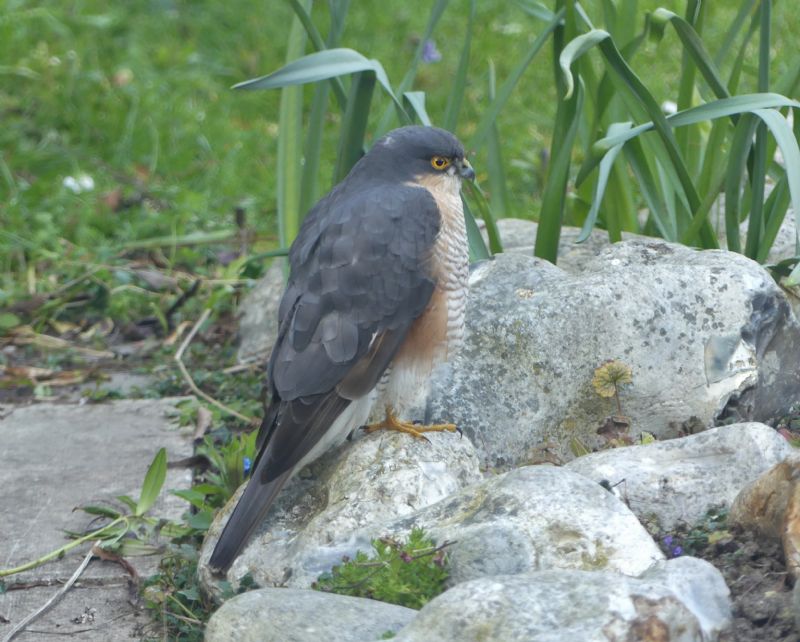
[363,405,458,441]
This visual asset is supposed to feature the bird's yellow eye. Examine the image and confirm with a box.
[431,156,451,171]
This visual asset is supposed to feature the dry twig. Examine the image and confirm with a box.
[174,308,256,426]
[1,543,97,642]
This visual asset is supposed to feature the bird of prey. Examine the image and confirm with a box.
[209,125,474,573]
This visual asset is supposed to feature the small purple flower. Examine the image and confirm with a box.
[243,457,252,476]
[671,546,683,558]
[400,552,413,563]
[421,39,442,64]
[662,535,673,547]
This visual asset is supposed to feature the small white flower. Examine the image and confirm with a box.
[62,174,95,193]
[661,100,678,115]
[78,174,95,191]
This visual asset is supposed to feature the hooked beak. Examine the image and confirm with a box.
[459,158,475,181]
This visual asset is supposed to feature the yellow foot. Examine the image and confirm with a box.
[362,406,458,442]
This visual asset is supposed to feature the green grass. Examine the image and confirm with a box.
[2,1,798,307]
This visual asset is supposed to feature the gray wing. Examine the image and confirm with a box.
[260,181,442,469]
[208,181,441,572]
[272,182,441,400]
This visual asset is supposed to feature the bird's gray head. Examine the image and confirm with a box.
[354,126,475,185]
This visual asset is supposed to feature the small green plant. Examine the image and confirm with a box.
[142,544,258,642]
[592,359,633,415]
[312,528,450,609]
[591,359,635,448]
[192,430,259,507]
[660,506,730,558]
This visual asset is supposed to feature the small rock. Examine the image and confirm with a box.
[393,557,731,642]
[729,458,800,540]
[730,456,800,579]
[567,423,792,531]
[205,587,416,642]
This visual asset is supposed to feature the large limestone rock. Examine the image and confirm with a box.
[566,422,793,531]
[480,217,647,274]
[205,588,416,642]
[394,557,731,642]
[199,430,483,593]
[386,464,664,584]
[200,445,663,594]
[419,240,800,468]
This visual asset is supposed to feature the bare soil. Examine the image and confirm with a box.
[690,528,797,641]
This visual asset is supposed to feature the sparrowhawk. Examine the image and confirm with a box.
[209,125,474,573]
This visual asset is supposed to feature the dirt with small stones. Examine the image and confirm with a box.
[692,528,796,641]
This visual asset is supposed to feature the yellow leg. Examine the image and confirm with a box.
[363,405,458,441]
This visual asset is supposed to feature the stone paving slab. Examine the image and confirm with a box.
[0,398,194,640]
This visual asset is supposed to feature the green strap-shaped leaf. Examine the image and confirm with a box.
[285,0,348,109]
[374,0,449,136]
[513,0,557,22]
[296,0,350,215]
[758,173,791,263]
[234,48,410,123]
[463,181,502,255]
[443,0,475,131]
[403,92,432,126]
[580,93,800,179]
[535,79,584,263]
[467,8,564,152]
[275,5,309,249]
[333,71,376,182]
[649,8,730,101]
[462,197,491,262]
[752,108,800,240]
[713,0,757,67]
[559,28,714,246]
[136,447,167,517]
[577,121,631,243]
[486,59,509,218]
